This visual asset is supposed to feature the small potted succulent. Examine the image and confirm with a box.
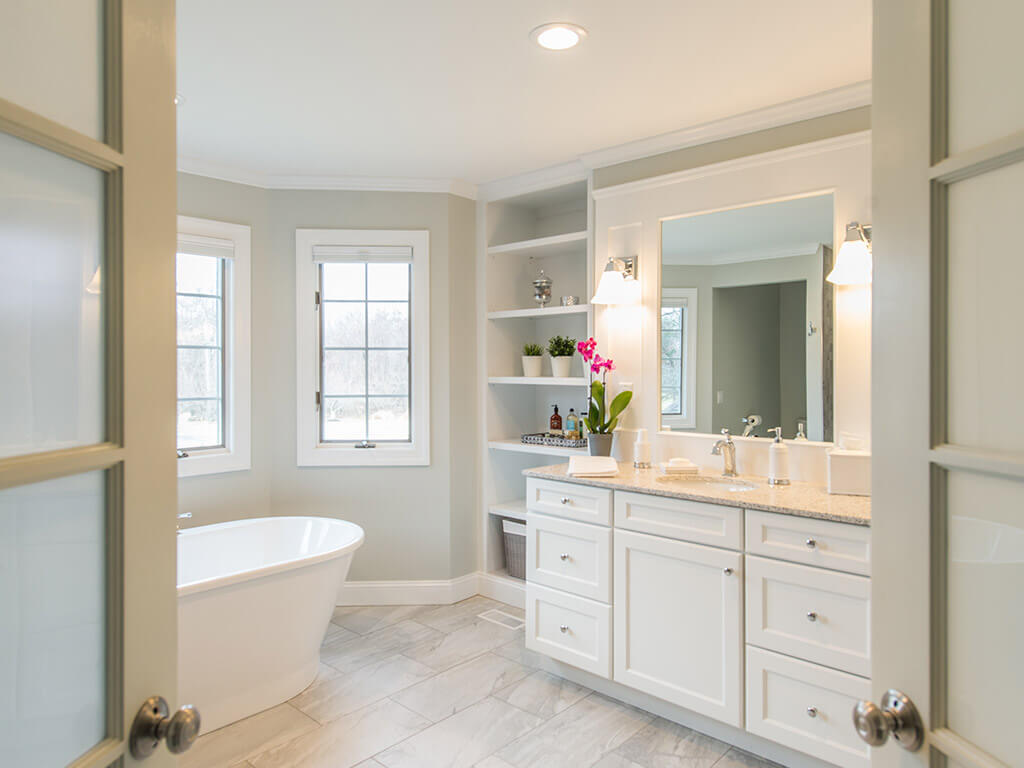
[522,343,543,378]
[547,335,577,378]
[578,337,633,456]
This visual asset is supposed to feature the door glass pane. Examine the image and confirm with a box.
[946,160,1024,455]
[0,1,105,140]
[946,470,1024,766]
[0,131,105,458]
[948,0,1024,154]
[0,471,106,766]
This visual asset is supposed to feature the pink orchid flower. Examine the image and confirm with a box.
[577,337,597,363]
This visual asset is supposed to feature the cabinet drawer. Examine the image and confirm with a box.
[746,647,871,768]
[746,510,871,575]
[525,583,611,678]
[527,513,612,602]
[527,478,612,525]
[615,490,743,549]
[746,556,870,676]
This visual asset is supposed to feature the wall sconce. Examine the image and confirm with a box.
[592,255,639,305]
[826,222,872,285]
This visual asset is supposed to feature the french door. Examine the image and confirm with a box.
[871,1,1024,767]
[0,1,179,766]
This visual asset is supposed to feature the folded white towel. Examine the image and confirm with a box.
[568,456,619,477]
[658,461,699,476]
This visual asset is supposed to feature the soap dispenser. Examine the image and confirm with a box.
[768,427,790,486]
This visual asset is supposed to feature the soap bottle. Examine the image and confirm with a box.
[565,408,578,439]
[549,405,562,437]
[768,427,790,486]
[794,420,808,441]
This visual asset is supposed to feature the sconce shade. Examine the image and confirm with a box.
[827,223,872,285]
[592,265,626,304]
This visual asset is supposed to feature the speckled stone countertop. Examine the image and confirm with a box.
[523,463,871,526]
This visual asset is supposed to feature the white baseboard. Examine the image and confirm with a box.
[477,571,526,609]
[338,572,481,606]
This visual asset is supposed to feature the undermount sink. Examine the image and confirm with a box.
[664,475,757,492]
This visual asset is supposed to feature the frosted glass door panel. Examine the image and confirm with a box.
[946,159,1024,455]
[0,472,106,767]
[0,1,105,140]
[0,131,105,458]
[946,470,1024,767]
[947,0,1024,154]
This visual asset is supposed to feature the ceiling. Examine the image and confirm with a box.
[176,0,871,187]
[661,194,834,265]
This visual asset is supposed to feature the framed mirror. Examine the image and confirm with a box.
[659,192,835,441]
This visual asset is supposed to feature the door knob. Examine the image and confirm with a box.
[130,695,201,758]
[852,690,923,751]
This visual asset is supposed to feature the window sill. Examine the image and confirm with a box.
[297,441,430,468]
[661,415,697,430]
[178,448,251,478]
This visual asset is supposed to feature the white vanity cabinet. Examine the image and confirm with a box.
[523,474,872,768]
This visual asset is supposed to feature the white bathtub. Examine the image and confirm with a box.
[177,516,364,733]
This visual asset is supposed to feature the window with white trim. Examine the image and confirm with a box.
[296,229,429,466]
[176,216,251,476]
[661,287,698,430]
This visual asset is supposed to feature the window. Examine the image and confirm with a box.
[661,288,698,429]
[296,229,429,466]
[176,216,251,476]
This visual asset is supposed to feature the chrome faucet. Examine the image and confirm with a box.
[711,428,738,477]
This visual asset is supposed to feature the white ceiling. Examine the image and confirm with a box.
[176,0,871,186]
[662,194,834,265]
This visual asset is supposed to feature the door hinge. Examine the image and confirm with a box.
[315,291,321,307]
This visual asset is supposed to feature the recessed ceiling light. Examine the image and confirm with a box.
[530,22,587,51]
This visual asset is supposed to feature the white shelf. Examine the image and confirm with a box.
[488,499,528,522]
[488,439,586,458]
[488,376,588,387]
[487,304,592,321]
[487,230,588,258]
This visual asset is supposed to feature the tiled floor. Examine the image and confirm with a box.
[183,596,782,768]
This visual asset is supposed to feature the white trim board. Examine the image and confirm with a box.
[337,571,526,609]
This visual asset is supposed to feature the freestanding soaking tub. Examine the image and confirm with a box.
[177,516,364,733]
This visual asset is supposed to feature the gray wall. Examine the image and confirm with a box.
[177,173,477,581]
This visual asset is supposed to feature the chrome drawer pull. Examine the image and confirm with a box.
[559,553,571,561]
[807,611,818,622]
[805,538,817,549]
[807,706,818,718]
[559,624,569,634]
[560,496,571,505]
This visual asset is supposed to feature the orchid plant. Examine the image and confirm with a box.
[577,337,632,434]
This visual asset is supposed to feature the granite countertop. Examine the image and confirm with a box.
[523,462,871,526]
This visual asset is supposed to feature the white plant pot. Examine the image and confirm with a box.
[522,356,543,378]
[550,356,572,378]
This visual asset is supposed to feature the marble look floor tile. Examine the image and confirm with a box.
[403,619,520,671]
[473,757,519,768]
[290,654,435,723]
[495,694,653,768]
[492,637,547,669]
[590,755,645,768]
[712,748,784,768]
[322,621,359,646]
[332,605,434,635]
[613,718,731,768]
[249,698,431,768]
[415,596,503,633]
[392,652,531,722]
[492,670,591,719]
[182,704,318,768]
[353,761,387,768]
[321,620,443,674]
[377,697,542,768]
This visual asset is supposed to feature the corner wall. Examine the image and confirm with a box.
[176,173,477,581]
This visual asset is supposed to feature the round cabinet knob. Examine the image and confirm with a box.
[807,707,818,718]
[805,538,817,549]
[559,624,569,633]
[807,611,818,622]
[560,497,570,505]
[130,696,202,758]
[723,567,734,575]
[559,553,571,561]
[852,690,924,752]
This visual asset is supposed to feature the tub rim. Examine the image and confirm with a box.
[177,516,365,597]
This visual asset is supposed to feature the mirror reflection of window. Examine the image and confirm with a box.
[661,288,697,429]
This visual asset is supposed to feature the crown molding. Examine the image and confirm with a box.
[592,130,871,200]
[580,81,871,171]
[476,159,588,202]
[176,156,478,200]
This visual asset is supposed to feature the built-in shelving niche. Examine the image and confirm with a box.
[481,179,594,600]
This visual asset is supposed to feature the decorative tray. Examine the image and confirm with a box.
[521,432,587,449]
